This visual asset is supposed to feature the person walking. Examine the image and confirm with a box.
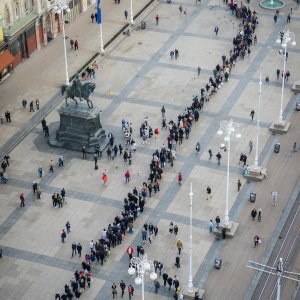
[174,224,178,236]
[61,229,66,243]
[162,273,168,286]
[19,193,25,207]
[102,172,108,185]
[214,26,219,35]
[161,106,166,118]
[176,239,183,255]
[91,13,95,23]
[94,154,98,170]
[124,10,128,19]
[216,152,221,164]
[178,172,182,185]
[82,146,87,159]
[74,40,79,50]
[36,99,40,110]
[209,219,213,234]
[287,13,291,23]
[49,160,54,172]
[29,101,35,112]
[251,209,257,221]
[196,142,201,153]
[111,283,118,298]
[174,49,179,59]
[206,186,212,200]
[274,14,278,23]
[70,39,74,49]
[265,75,270,85]
[154,279,160,293]
[66,221,71,233]
[71,242,77,257]
[128,285,134,299]
[237,179,242,192]
[249,140,253,154]
[32,181,38,194]
[169,222,174,234]
[155,14,159,25]
[293,142,297,152]
[208,149,213,160]
[126,245,134,259]
[175,256,181,268]
[272,191,278,205]
[120,280,126,298]
[276,69,280,80]
[124,170,131,183]
[258,208,262,222]
[254,235,260,247]
[77,243,82,257]
[167,276,173,291]
[215,216,221,229]
[197,66,201,76]
[250,110,255,121]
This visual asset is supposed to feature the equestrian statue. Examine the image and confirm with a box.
[61,75,95,109]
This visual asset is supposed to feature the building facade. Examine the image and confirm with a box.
[0,0,94,80]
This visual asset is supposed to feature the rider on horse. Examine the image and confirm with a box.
[71,74,82,101]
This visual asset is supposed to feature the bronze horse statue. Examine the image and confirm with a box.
[61,82,95,109]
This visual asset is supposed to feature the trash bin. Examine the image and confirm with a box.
[214,258,222,269]
[250,192,256,203]
[141,21,146,30]
[274,143,280,153]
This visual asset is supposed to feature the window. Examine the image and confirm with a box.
[15,1,20,19]
[26,0,33,11]
[4,5,10,25]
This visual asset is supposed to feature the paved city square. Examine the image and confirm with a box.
[0,0,299,299]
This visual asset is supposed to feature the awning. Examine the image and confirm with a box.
[0,51,14,72]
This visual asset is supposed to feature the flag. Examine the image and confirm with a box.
[97,0,102,24]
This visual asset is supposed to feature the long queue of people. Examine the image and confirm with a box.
[55,4,259,298]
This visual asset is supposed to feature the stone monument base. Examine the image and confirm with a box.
[291,80,300,95]
[181,287,205,300]
[49,103,108,153]
[269,120,291,133]
[244,165,267,182]
[213,221,239,238]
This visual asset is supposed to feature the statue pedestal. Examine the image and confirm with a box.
[244,165,267,182]
[49,103,107,153]
[269,120,291,134]
[213,221,239,238]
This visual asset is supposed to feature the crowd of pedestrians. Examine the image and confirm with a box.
[53,2,263,298]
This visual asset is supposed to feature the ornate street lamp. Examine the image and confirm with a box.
[217,119,241,226]
[53,0,70,85]
[128,253,157,300]
[271,29,296,132]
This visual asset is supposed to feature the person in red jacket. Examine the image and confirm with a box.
[126,245,134,259]
[19,193,25,207]
[124,170,131,183]
[178,172,182,185]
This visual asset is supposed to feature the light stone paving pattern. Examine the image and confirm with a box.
[0,0,300,299]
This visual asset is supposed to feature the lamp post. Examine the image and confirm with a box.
[217,119,241,226]
[97,0,104,53]
[128,253,157,300]
[254,75,262,168]
[188,182,193,293]
[130,0,134,24]
[276,29,296,125]
[53,0,70,85]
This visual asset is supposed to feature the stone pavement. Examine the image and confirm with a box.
[0,0,300,299]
